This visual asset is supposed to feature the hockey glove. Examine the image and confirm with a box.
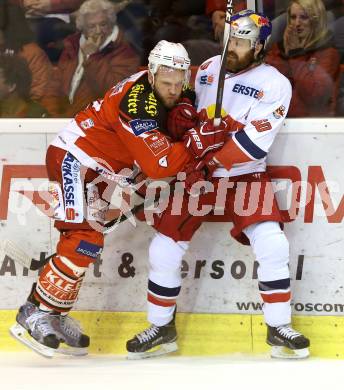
[167,97,198,141]
[183,119,227,159]
[184,153,218,196]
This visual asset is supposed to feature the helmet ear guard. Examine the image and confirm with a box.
[230,9,272,49]
[148,40,191,86]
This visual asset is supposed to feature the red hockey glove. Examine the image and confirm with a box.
[183,119,227,159]
[184,153,218,196]
[167,97,198,141]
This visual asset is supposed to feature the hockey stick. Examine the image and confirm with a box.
[0,240,55,271]
[213,0,233,127]
[0,201,145,271]
[0,181,172,270]
[0,181,145,270]
[0,210,142,271]
[0,205,143,271]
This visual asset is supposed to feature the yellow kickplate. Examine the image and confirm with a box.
[1,311,343,358]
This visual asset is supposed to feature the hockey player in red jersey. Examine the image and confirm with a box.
[9,40,227,358]
[126,10,310,360]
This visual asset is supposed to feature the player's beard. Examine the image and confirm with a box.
[226,49,255,73]
[154,88,179,109]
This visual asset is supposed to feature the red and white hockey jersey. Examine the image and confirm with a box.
[51,71,191,179]
[195,55,292,177]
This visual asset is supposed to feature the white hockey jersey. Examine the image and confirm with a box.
[195,55,292,177]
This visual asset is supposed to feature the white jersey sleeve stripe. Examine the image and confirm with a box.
[234,130,267,160]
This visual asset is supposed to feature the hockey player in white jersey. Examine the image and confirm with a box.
[126,9,310,360]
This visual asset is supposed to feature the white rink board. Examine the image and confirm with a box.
[0,119,344,315]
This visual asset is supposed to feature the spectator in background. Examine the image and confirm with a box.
[0,53,48,117]
[57,0,140,116]
[0,0,5,27]
[266,0,340,117]
[266,0,339,50]
[115,0,150,60]
[19,0,84,63]
[331,1,344,61]
[0,3,62,116]
[333,1,344,115]
[205,0,246,41]
[142,0,220,66]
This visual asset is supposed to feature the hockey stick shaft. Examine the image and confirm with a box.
[104,181,174,231]
[213,0,233,127]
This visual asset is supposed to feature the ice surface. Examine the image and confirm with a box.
[0,352,342,390]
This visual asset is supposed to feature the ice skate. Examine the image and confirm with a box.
[10,301,61,358]
[267,324,310,359]
[10,301,89,358]
[126,317,178,360]
[54,314,90,356]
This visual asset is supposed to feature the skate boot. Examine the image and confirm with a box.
[126,316,178,360]
[51,314,90,356]
[267,324,310,359]
[10,301,89,358]
[10,301,60,358]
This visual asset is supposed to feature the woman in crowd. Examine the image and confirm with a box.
[266,0,340,117]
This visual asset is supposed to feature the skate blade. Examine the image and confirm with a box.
[10,323,88,358]
[270,345,310,359]
[9,323,55,359]
[57,346,88,357]
[127,341,178,360]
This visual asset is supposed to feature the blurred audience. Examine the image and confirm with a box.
[329,0,344,61]
[115,0,150,59]
[333,1,344,115]
[57,0,140,116]
[0,0,5,28]
[1,0,343,118]
[0,3,62,116]
[337,71,344,115]
[266,0,341,117]
[142,0,217,65]
[205,0,246,41]
[0,53,48,117]
[16,0,84,63]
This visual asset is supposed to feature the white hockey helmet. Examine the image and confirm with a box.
[230,10,272,49]
[148,40,191,84]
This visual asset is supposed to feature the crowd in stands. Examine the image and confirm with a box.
[0,0,343,118]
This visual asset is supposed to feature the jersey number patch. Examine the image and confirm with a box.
[251,119,272,132]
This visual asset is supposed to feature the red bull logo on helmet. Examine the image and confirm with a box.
[250,14,270,27]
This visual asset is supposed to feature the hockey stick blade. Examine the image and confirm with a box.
[0,204,144,269]
[0,239,54,270]
[1,183,168,268]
